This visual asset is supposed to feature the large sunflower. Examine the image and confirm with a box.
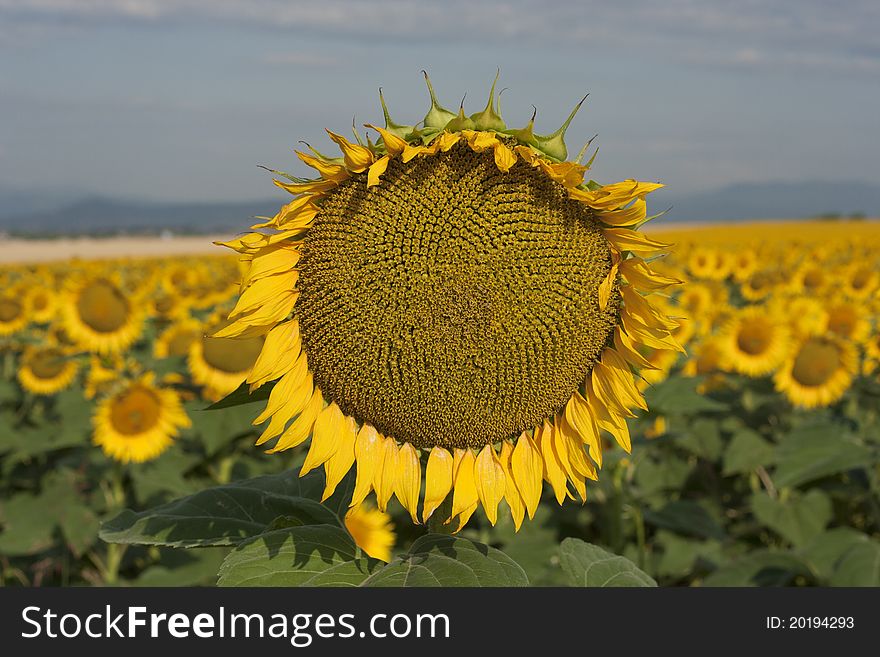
[93,373,191,463]
[774,334,857,408]
[217,76,680,530]
[61,275,144,354]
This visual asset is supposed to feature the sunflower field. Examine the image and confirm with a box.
[1,77,879,587]
[0,218,877,587]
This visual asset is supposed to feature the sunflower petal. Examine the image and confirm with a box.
[474,445,506,526]
[422,446,454,522]
[321,413,357,501]
[351,424,381,507]
[499,440,525,531]
[511,432,543,518]
[301,402,345,476]
[395,442,421,523]
[326,130,374,172]
[373,436,399,512]
[450,449,478,523]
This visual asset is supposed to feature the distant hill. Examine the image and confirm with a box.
[0,180,878,235]
[0,196,287,236]
[654,180,880,222]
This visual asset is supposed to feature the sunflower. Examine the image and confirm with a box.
[188,313,265,400]
[718,306,789,377]
[774,334,857,408]
[92,373,191,463]
[17,344,79,395]
[740,268,778,302]
[24,286,57,324]
[216,75,679,531]
[789,262,828,297]
[840,263,878,300]
[344,503,396,562]
[154,318,202,359]
[823,300,870,344]
[61,275,144,354]
[0,292,28,337]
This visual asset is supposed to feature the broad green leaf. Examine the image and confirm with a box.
[57,504,100,557]
[136,548,230,586]
[0,491,58,555]
[655,530,723,579]
[490,506,566,585]
[799,528,872,582]
[100,471,349,548]
[363,535,529,587]
[188,402,260,455]
[205,381,275,410]
[643,377,727,414]
[559,538,656,587]
[723,428,775,475]
[773,422,871,488]
[702,550,814,587]
[634,455,691,497]
[218,526,378,586]
[675,418,723,461]
[750,490,832,548]
[829,541,880,586]
[643,500,726,540]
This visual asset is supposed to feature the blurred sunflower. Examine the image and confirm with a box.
[774,334,857,408]
[154,318,202,359]
[93,373,191,463]
[840,263,878,299]
[24,287,57,324]
[719,307,789,377]
[17,344,78,395]
[217,75,679,530]
[0,292,28,336]
[61,276,144,354]
[344,503,396,562]
[824,301,870,344]
[188,314,265,400]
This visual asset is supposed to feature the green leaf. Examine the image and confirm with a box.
[773,422,871,488]
[363,535,529,587]
[57,504,100,557]
[799,528,872,582]
[643,377,727,414]
[675,418,723,461]
[137,548,230,586]
[205,381,275,410]
[750,490,832,548]
[643,500,726,540]
[829,541,880,586]
[218,525,379,587]
[489,506,566,585]
[188,402,260,455]
[654,530,723,579]
[723,429,775,475]
[0,492,59,555]
[559,538,656,587]
[702,550,814,586]
[100,471,348,548]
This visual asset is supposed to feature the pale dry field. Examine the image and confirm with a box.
[0,234,234,264]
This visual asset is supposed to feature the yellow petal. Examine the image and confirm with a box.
[366,155,390,188]
[450,449,478,522]
[473,445,506,526]
[601,348,648,411]
[422,446,454,522]
[563,391,603,468]
[493,142,517,173]
[613,325,658,370]
[247,319,300,389]
[325,130,374,172]
[301,402,345,476]
[273,178,336,195]
[499,440,525,531]
[350,424,381,507]
[552,417,587,501]
[268,386,324,453]
[620,257,682,290]
[433,131,460,152]
[536,422,569,505]
[401,143,429,163]
[603,227,671,255]
[373,436,399,512]
[253,355,309,426]
[240,246,300,289]
[394,443,421,523]
[511,432,543,518]
[589,180,664,210]
[321,413,357,501]
[464,130,498,151]
[586,380,632,452]
[364,123,407,156]
[295,150,348,182]
[596,198,647,226]
[621,309,685,353]
[229,270,299,318]
[598,260,620,311]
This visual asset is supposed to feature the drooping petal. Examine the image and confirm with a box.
[511,432,543,519]
[620,257,681,290]
[603,227,672,255]
[492,142,517,173]
[268,386,323,452]
[351,424,381,507]
[563,391,603,468]
[373,436,399,512]
[247,319,300,390]
[450,449,478,524]
[535,422,569,505]
[395,442,421,523]
[364,123,407,156]
[325,130,375,172]
[301,402,346,476]
[422,446,454,522]
[499,440,525,531]
[597,198,647,226]
[473,445,506,526]
[366,155,390,188]
[321,413,357,500]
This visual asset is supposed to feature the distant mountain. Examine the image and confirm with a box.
[656,181,880,223]
[0,196,287,236]
[0,180,877,236]
[0,184,87,219]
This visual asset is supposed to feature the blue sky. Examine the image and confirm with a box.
[1,0,879,203]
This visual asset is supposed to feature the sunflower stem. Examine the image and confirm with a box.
[426,495,455,535]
